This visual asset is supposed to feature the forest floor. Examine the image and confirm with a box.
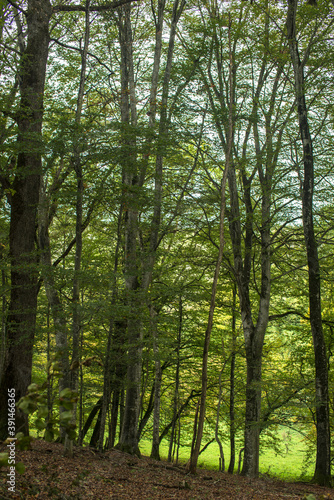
[0,439,333,500]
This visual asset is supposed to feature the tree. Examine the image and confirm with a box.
[0,0,52,440]
[286,0,331,486]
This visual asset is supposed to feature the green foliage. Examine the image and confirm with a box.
[17,362,78,442]
[1,0,334,482]
[0,442,25,474]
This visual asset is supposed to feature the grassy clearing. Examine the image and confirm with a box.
[139,427,314,482]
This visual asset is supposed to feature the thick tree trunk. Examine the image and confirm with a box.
[0,0,51,440]
[242,337,263,477]
[228,146,271,478]
[286,0,331,486]
[241,196,270,477]
[116,4,141,456]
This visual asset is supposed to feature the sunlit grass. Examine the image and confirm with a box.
[139,427,314,482]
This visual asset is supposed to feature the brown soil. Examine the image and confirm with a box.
[0,439,333,499]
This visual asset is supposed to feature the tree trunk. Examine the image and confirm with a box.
[215,360,225,472]
[242,337,263,477]
[168,295,182,462]
[80,397,103,444]
[90,409,102,448]
[228,285,237,474]
[188,15,234,474]
[64,2,90,457]
[114,2,142,457]
[0,256,7,378]
[150,305,162,460]
[38,181,70,440]
[108,321,127,448]
[118,0,185,455]
[0,0,51,440]
[286,0,331,486]
[98,205,123,451]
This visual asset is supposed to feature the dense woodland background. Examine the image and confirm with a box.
[0,0,334,488]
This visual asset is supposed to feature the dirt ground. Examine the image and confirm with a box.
[0,439,333,499]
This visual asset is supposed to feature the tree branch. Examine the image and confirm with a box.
[6,0,27,15]
[52,0,140,13]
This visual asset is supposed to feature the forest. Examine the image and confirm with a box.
[0,0,333,494]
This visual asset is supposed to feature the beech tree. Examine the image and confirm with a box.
[0,0,52,440]
[286,0,331,486]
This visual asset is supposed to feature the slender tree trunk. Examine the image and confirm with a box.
[150,305,162,460]
[108,320,127,448]
[118,0,185,455]
[44,303,54,441]
[98,205,123,451]
[69,0,90,403]
[227,19,285,476]
[286,0,331,486]
[0,0,51,440]
[168,295,182,462]
[0,259,7,378]
[215,358,225,472]
[97,322,112,451]
[38,182,70,440]
[228,285,237,474]
[80,397,103,443]
[77,328,84,445]
[188,15,234,474]
[64,2,90,457]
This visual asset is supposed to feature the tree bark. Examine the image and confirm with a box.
[286,0,331,486]
[0,0,51,440]
[116,2,141,456]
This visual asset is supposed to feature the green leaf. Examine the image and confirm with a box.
[0,453,9,467]
[17,398,37,414]
[59,410,73,422]
[35,418,46,430]
[66,428,77,440]
[16,435,32,451]
[44,428,54,442]
[27,383,39,392]
[37,406,49,419]
[59,388,74,399]
[15,462,25,474]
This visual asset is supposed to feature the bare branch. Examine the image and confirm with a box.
[52,0,140,13]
